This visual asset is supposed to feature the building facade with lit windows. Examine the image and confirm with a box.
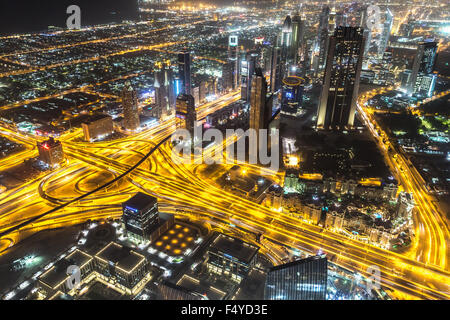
[81,114,114,142]
[175,93,197,139]
[37,249,94,297]
[37,137,64,168]
[280,76,304,116]
[121,81,140,131]
[206,234,259,283]
[122,192,160,242]
[178,50,192,95]
[94,242,149,294]
[317,26,364,130]
[264,255,328,300]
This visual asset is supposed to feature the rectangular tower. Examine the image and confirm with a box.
[317,27,365,130]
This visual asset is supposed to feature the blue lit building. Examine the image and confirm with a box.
[280,76,305,116]
[122,192,159,242]
[264,255,328,300]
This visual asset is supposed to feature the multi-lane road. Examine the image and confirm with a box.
[0,86,449,299]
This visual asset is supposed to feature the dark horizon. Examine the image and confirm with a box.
[0,0,139,35]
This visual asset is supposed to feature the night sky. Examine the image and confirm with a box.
[0,0,139,35]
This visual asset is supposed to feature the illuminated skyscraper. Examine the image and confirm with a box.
[270,45,282,92]
[280,76,305,116]
[360,6,373,57]
[250,68,272,148]
[405,41,438,95]
[154,63,175,118]
[378,8,393,56]
[175,94,196,138]
[281,15,292,64]
[178,50,191,95]
[316,6,331,73]
[122,81,140,131]
[317,27,365,130]
[264,255,328,300]
[240,52,257,102]
[228,35,240,90]
[290,13,305,62]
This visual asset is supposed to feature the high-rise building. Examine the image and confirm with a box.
[335,10,347,27]
[317,27,365,130]
[175,94,197,138]
[290,13,305,63]
[37,137,64,168]
[270,45,282,92]
[178,50,191,95]
[405,41,437,95]
[280,76,305,116]
[281,15,292,64]
[360,6,372,57]
[154,63,175,118]
[240,52,257,102]
[378,8,393,56]
[122,192,159,242]
[402,70,437,97]
[250,68,272,136]
[316,6,331,73]
[122,81,140,131]
[264,255,328,300]
[228,35,240,90]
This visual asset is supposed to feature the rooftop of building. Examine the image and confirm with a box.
[269,255,327,272]
[81,113,112,125]
[38,259,72,289]
[123,192,157,212]
[208,234,259,264]
[95,242,146,273]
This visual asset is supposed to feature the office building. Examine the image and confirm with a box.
[270,45,282,92]
[81,114,113,142]
[175,94,197,138]
[178,50,192,95]
[317,27,365,130]
[38,249,94,297]
[402,70,436,97]
[406,41,438,94]
[154,63,175,118]
[206,234,259,282]
[378,8,393,56]
[122,81,140,131]
[264,255,328,300]
[94,242,148,293]
[360,6,372,57]
[316,6,331,73]
[280,76,305,116]
[240,52,257,102]
[291,13,305,62]
[250,68,272,140]
[37,137,64,168]
[281,15,292,64]
[228,35,240,90]
[122,192,160,242]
